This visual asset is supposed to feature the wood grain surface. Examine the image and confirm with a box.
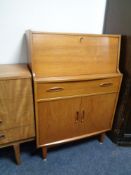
[26,31,122,157]
[0,126,35,144]
[0,64,31,80]
[0,79,34,130]
[37,93,117,146]
[36,77,121,101]
[26,31,121,78]
[0,64,35,145]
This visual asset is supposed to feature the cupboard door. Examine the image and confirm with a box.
[37,97,81,145]
[0,79,34,130]
[79,93,117,135]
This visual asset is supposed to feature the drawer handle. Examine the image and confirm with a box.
[0,133,5,139]
[75,111,79,123]
[99,83,113,87]
[46,87,64,92]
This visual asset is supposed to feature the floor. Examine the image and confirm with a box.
[0,136,131,175]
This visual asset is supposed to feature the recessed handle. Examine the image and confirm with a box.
[75,111,79,123]
[99,82,113,87]
[81,110,85,123]
[46,87,64,92]
[0,133,5,139]
[0,119,2,124]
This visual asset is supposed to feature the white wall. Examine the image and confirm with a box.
[0,0,106,64]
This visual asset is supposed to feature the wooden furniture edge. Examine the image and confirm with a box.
[27,30,121,38]
[117,35,121,74]
[110,74,123,129]
[0,64,31,80]
[36,92,119,103]
[0,137,35,149]
[37,129,109,148]
[26,30,34,74]
[34,73,122,83]
[33,82,39,148]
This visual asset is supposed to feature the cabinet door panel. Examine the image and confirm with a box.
[37,97,81,145]
[0,79,34,130]
[79,93,117,135]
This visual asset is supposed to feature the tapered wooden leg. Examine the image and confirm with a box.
[13,144,21,165]
[42,146,47,160]
[98,133,105,144]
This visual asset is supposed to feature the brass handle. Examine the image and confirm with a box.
[0,133,5,139]
[81,110,85,122]
[99,82,113,87]
[75,111,79,123]
[46,87,64,92]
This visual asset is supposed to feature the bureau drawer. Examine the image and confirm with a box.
[36,77,121,100]
[0,126,35,145]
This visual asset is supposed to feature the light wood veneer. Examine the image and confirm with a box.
[26,31,122,159]
[36,77,121,101]
[38,93,117,145]
[0,64,35,164]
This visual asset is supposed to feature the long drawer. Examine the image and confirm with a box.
[36,77,121,100]
[0,126,35,145]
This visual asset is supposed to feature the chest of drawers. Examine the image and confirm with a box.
[26,31,122,159]
[0,64,35,164]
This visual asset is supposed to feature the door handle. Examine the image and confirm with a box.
[81,110,85,123]
[0,119,2,124]
[75,111,79,123]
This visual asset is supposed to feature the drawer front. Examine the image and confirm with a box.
[0,126,35,145]
[36,77,121,100]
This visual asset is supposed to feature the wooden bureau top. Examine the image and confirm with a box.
[34,73,121,83]
[26,31,121,79]
[0,64,31,80]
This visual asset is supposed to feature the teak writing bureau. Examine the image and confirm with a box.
[0,64,35,164]
[26,31,122,159]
